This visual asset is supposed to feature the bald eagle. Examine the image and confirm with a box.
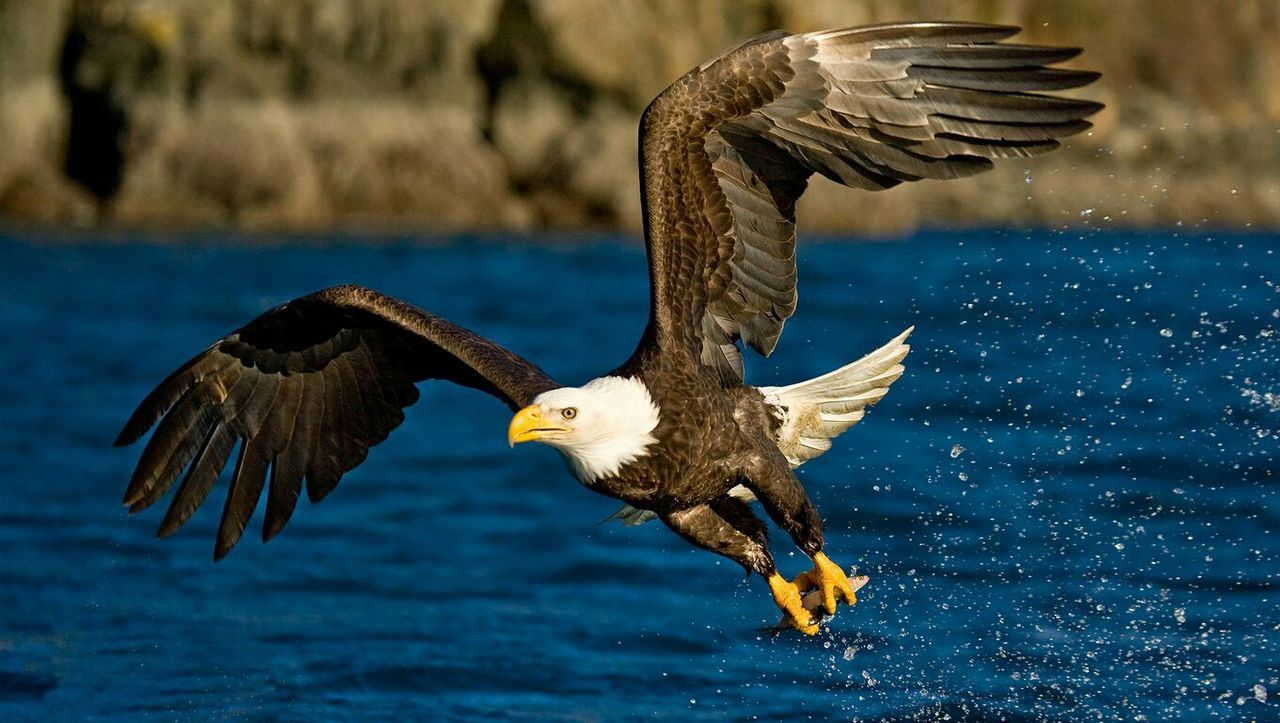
[116,22,1099,634]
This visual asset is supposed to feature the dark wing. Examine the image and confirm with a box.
[115,284,557,559]
[633,22,1101,382]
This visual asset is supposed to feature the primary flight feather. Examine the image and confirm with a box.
[117,22,1100,634]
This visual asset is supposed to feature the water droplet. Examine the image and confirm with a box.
[1159,328,1174,337]
[950,444,965,459]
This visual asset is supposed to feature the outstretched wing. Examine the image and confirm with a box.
[633,22,1101,382]
[116,284,557,559]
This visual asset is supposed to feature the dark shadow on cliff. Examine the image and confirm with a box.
[59,23,126,204]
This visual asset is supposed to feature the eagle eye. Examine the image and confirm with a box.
[562,407,578,420]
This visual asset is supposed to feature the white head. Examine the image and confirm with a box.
[507,376,660,483]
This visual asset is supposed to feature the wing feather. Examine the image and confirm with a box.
[632,22,1100,381]
[264,373,314,541]
[306,366,345,504]
[127,405,221,514]
[216,436,271,560]
[124,393,222,510]
[118,284,558,558]
[158,423,236,538]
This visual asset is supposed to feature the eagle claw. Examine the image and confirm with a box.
[767,573,819,635]
[792,552,858,615]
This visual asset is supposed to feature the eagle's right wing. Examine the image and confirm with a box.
[115,284,558,559]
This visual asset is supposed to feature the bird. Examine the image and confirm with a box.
[115,22,1100,634]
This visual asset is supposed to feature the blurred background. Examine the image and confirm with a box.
[2,0,1278,236]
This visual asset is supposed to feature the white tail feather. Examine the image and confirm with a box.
[760,327,912,467]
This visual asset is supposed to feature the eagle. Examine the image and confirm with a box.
[116,22,1100,634]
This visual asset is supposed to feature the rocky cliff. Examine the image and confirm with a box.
[2,0,1277,234]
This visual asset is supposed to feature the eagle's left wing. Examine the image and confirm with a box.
[116,284,558,559]
[633,23,1101,383]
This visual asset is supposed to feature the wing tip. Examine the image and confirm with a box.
[1071,97,1106,117]
[213,531,238,562]
[262,516,288,543]
[121,476,150,508]
[156,497,188,538]
[1071,69,1102,86]
[156,518,181,540]
[114,415,153,448]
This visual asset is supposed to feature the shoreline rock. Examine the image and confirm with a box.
[2,0,1277,234]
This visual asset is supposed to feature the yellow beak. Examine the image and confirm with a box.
[507,405,569,447]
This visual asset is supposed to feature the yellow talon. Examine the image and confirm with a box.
[793,552,858,615]
[767,572,818,635]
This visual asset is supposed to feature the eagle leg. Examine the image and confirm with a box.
[791,552,859,615]
[767,573,819,635]
[662,499,828,633]
[740,453,856,615]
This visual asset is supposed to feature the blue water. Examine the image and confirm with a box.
[1,228,1276,721]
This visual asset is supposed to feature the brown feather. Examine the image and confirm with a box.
[630,22,1100,383]
[117,284,559,553]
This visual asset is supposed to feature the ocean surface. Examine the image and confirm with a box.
[1,228,1276,721]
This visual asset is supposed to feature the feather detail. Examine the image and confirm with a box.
[117,284,558,557]
[762,328,912,466]
[631,23,1098,383]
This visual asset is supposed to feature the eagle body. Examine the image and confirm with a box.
[116,22,1100,634]
[567,374,796,546]
[530,369,809,579]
